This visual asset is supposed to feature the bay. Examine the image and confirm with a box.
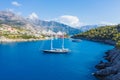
[0,39,114,80]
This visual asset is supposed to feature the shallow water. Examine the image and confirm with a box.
[0,39,114,80]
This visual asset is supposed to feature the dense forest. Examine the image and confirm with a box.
[73,24,120,48]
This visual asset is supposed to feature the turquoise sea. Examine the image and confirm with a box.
[0,39,114,80]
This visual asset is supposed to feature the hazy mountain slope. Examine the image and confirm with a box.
[27,18,81,35]
[0,10,81,35]
[0,11,36,31]
[79,25,103,32]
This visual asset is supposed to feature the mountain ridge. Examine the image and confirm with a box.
[0,10,81,35]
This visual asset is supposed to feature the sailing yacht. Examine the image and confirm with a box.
[43,32,70,53]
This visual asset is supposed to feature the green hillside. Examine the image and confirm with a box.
[0,24,43,39]
[73,24,120,48]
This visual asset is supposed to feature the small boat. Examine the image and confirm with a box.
[72,39,81,42]
[43,31,70,53]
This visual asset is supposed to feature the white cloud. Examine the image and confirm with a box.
[100,21,117,25]
[12,1,21,7]
[54,15,83,28]
[28,12,39,20]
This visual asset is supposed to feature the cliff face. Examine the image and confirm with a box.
[94,48,120,80]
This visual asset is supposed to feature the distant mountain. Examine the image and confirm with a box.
[0,10,81,35]
[0,11,36,31]
[27,18,81,35]
[79,25,101,32]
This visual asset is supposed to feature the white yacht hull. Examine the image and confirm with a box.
[43,49,70,53]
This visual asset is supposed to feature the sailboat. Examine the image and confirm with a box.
[43,32,70,53]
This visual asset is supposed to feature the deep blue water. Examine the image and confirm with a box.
[0,39,114,80]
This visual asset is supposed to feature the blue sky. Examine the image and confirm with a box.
[1,0,120,27]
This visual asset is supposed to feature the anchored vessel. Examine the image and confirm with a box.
[43,32,70,53]
[72,39,81,42]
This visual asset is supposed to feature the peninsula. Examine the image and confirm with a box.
[73,24,120,80]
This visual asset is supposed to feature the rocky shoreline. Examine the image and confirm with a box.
[74,37,120,80]
[73,37,116,45]
[0,38,46,43]
[93,48,120,80]
[84,39,120,80]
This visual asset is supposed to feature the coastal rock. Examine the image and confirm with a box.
[94,48,120,80]
[94,66,118,76]
[95,61,111,69]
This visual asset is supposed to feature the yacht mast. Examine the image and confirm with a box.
[62,32,64,49]
[51,35,53,50]
[50,22,54,50]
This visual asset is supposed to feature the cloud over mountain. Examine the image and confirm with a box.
[54,15,83,28]
[100,21,117,25]
[12,1,21,7]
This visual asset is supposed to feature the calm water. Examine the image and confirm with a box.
[0,39,114,80]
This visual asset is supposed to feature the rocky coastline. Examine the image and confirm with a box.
[74,37,120,80]
[84,38,120,80]
[73,37,116,45]
[93,48,120,80]
[0,38,46,43]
